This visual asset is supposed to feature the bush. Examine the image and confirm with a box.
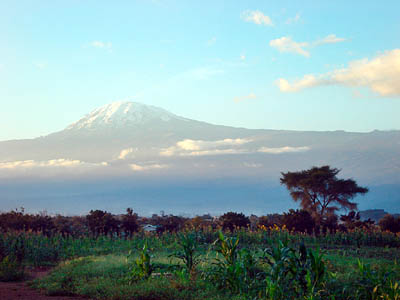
[219,212,250,231]
[258,214,284,228]
[282,209,315,233]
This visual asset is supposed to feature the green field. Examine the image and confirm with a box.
[1,228,399,300]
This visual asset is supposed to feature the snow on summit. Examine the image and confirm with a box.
[66,101,180,130]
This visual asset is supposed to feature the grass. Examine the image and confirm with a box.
[29,242,400,300]
[31,253,238,300]
[1,229,399,299]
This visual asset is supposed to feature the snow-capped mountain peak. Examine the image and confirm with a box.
[66,101,182,130]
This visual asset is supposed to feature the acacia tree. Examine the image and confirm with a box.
[280,166,368,224]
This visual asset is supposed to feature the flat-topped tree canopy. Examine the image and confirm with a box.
[280,166,369,223]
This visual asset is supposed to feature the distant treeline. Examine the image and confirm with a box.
[0,208,399,237]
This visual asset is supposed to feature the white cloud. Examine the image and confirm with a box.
[285,12,301,24]
[118,148,134,160]
[241,10,273,26]
[129,163,168,171]
[277,49,400,97]
[257,146,310,154]
[0,159,108,169]
[177,138,249,150]
[270,34,346,57]
[234,93,257,103]
[240,54,246,60]
[160,138,310,157]
[160,138,252,157]
[90,41,112,50]
[276,75,327,92]
[181,149,247,156]
[314,34,346,46]
[269,37,310,57]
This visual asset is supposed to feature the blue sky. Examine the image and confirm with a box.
[1,0,400,141]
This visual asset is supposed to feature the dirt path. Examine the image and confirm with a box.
[0,268,88,300]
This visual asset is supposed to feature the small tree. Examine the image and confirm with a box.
[340,211,374,230]
[280,166,368,224]
[122,208,139,238]
[157,215,186,233]
[86,210,117,237]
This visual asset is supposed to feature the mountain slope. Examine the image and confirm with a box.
[1,101,399,181]
[0,101,399,214]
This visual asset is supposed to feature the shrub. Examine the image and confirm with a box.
[379,214,400,233]
[219,212,250,231]
[282,209,315,233]
[258,214,284,228]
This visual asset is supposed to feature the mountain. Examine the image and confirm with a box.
[0,101,399,215]
[66,101,182,130]
[359,209,400,223]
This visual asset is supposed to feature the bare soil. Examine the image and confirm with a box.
[0,267,88,300]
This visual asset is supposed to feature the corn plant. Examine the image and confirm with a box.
[353,259,398,300]
[208,232,263,296]
[213,231,239,265]
[262,242,327,299]
[129,242,153,282]
[381,281,400,300]
[303,245,326,295]
[262,240,295,299]
[170,231,202,275]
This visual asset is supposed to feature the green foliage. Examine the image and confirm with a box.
[352,259,399,300]
[171,231,202,274]
[0,218,399,299]
[214,231,240,265]
[25,231,400,300]
[262,241,327,299]
[0,255,25,281]
[129,242,153,282]
[208,232,262,296]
